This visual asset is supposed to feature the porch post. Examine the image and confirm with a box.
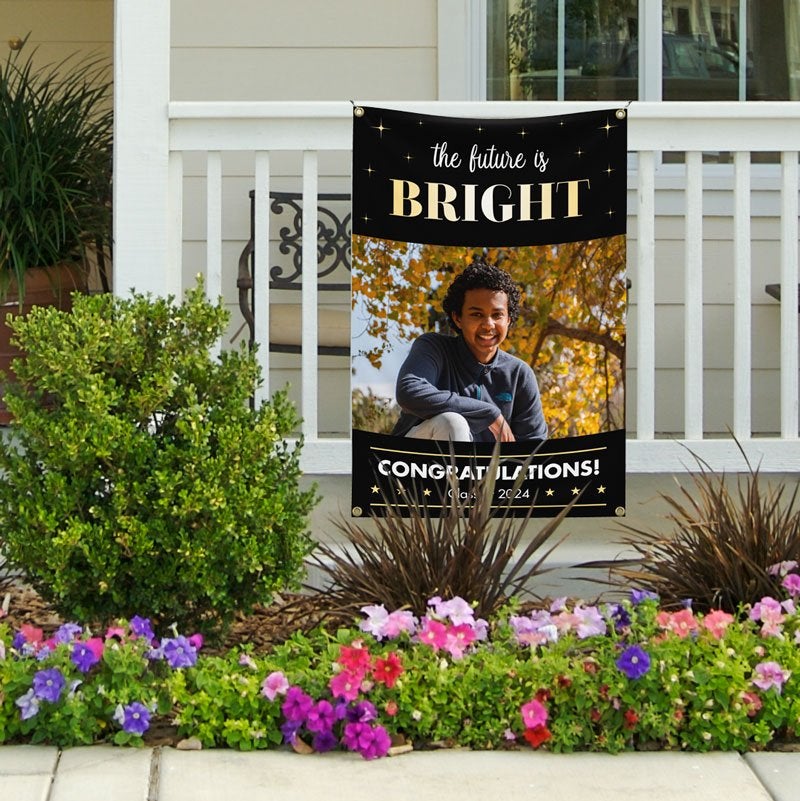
[113,0,173,297]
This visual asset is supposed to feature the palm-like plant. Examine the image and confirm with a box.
[0,36,112,300]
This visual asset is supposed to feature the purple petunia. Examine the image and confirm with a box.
[281,686,314,723]
[341,721,392,760]
[70,639,103,673]
[161,636,198,669]
[32,668,66,703]
[752,661,791,694]
[305,699,337,733]
[114,702,151,735]
[616,645,651,680]
[630,589,659,605]
[54,623,83,644]
[129,616,156,642]
[312,729,339,753]
[15,688,40,720]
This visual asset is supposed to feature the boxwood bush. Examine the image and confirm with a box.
[0,283,318,635]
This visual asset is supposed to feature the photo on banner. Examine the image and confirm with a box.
[351,106,627,518]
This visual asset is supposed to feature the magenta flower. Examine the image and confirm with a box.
[520,698,548,729]
[444,623,477,659]
[616,645,651,680]
[782,573,800,597]
[261,671,289,701]
[342,721,391,759]
[329,670,361,702]
[417,618,448,650]
[305,699,337,733]
[281,686,314,722]
[752,661,791,694]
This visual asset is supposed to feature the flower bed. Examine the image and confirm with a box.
[3,566,800,757]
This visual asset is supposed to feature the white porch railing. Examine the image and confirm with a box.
[158,100,800,474]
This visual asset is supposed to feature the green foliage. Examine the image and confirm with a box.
[4,590,800,753]
[608,456,800,612]
[0,282,318,635]
[306,449,571,624]
[0,36,113,295]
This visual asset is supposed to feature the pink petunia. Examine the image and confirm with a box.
[702,609,734,639]
[520,698,548,729]
[752,661,791,694]
[656,609,698,639]
[261,670,290,701]
[417,618,448,651]
[443,623,477,659]
[337,642,371,677]
[573,605,607,639]
[782,573,800,597]
[750,597,786,638]
[329,670,362,702]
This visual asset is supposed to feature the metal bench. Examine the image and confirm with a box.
[236,190,351,355]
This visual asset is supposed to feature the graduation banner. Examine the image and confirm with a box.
[351,106,627,518]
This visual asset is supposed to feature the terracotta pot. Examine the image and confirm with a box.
[0,263,87,424]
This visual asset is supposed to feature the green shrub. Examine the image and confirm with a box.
[0,282,318,635]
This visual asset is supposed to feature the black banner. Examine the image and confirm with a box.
[351,106,627,518]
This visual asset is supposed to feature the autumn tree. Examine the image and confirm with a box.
[352,235,626,438]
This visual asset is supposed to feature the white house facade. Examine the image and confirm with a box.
[5,0,799,474]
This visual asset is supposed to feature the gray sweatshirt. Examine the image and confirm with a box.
[392,333,548,441]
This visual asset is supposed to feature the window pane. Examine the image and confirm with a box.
[488,0,800,101]
[661,1,800,101]
[488,0,639,101]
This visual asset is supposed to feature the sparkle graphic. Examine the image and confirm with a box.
[404,153,414,163]
[605,165,614,176]
[372,119,390,138]
[600,119,616,136]
[476,125,484,134]
[364,165,375,177]
[575,147,584,158]
[518,128,528,138]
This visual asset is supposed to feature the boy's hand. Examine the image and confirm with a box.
[489,414,515,442]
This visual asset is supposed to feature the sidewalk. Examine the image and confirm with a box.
[2,744,799,801]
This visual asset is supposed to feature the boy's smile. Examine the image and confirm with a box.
[451,288,510,364]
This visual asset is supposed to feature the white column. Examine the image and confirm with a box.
[113,0,172,297]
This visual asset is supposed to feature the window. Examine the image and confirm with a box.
[488,1,800,101]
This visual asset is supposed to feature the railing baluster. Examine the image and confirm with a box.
[684,150,703,439]
[636,150,656,441]
[206,151,223,358]
[780,151,799,439]
[253,151,271,405]
[301,151,320,440]
[167,151,184,299]
[733,151,752,439]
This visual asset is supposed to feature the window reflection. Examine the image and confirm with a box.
[488,1,800,101]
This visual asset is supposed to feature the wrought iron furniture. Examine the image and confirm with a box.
[237,190,351,355]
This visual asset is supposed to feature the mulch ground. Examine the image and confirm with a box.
[0,581,332,655]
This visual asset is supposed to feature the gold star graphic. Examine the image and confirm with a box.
[571,487,581,496]
[423,488,432,497]
[545,488,555,497]
[597,485,606,494]
[600,119,616,136]
[372,119,390,138]
[371,485,380,494]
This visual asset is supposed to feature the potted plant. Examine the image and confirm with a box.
[0,34,113,419]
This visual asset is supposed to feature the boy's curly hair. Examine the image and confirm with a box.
[442,258,521,328]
